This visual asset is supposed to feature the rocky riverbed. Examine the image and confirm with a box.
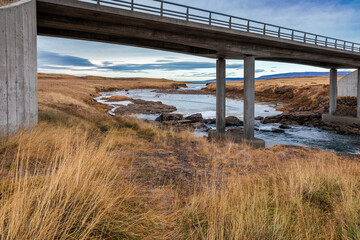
[114,99,177,115]
[94,85,360,154]
[261,110,360,136]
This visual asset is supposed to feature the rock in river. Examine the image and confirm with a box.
[185,113,203,123]
[226,116,243,126]
[156,113,183,122]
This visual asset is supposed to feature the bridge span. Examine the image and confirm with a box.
[2,0,360,146]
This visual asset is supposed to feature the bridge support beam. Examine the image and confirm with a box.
[244,56,255,139]
[357,69,360,118]
[0,0,37,137]
[329,68,337,115]
[216,58,226,133]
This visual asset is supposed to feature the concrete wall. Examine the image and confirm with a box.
[338,70,358,97]
[0,0,37,137]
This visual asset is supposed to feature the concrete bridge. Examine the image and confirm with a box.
[2,0,360,146]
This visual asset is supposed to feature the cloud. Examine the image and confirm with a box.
[38,51,96,67]
[156,60,174,63]
[99,61,243,72]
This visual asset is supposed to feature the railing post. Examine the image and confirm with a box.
[263,24,266,35]
[160,1,164,16]
[186,7,189,21]
[97,0,100,5]
[131,0,133,10]
[304,33,306,43]
[335,39,338,49]
[291,30,294,40]
[209,12,212,25]
[278,27,281,38]
[315,35,318,45]
[229,16,232,29]
[343,41,346,50]
[325,37,328,47]
[352,43,355,52]
[247,21,250,32]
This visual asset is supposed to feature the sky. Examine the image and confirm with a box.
[37,0,360,81]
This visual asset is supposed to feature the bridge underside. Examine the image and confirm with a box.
[37,0,360,69]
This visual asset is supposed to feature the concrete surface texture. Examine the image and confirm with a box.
[329,68,338,115]
[0,0,37,136]
[338,70,359,97]
[216,58,226,133]
[244,56,255,139]
[322,114,360,125]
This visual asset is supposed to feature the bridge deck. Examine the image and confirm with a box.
[36,0,360,68]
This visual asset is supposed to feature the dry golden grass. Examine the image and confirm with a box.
[1,73,360,239]
[38,73,185,101]
[107,95,131,102]
[205,76,344,110]
[0,0,18,6]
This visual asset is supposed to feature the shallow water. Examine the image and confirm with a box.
[95,84,360,154]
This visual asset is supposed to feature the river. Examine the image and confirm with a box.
[95,83,360,155]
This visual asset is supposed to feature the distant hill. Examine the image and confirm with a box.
[193,71,352,84]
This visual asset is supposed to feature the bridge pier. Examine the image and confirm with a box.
[216,58,226,134]
[322,68,360,125]
[0,0,38,137]
[243,56,265,148]
[329,68,338,115]
[244,56,255,139]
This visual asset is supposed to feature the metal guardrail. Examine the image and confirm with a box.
[82,0,360,53]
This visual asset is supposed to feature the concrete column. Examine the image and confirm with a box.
[0,0,37,137]
[244,56,255,139]
[329,68,337,116]
[216,58,226,133]
[357,69,360,118]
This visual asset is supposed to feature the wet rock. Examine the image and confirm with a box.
[259,128,285,133]
[255,116,264,121]
[271,129,285,133]
[177,120,192,125]
[156,113,183,122]
[192,122,206,129]
[261,112,322,126]
[204,118,216,124]
[279,124,291,129]
[226,116,243,126]
[185,113,203,123]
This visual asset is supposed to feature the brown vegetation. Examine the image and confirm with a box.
[0,0,18,6]
[205,76,354,112]
[38,73,186,113]
[1,74,360,239]
[106,95,131,102]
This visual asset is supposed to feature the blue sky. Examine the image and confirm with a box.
[37,0,360,81]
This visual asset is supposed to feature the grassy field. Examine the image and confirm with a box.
[1,74,360,239]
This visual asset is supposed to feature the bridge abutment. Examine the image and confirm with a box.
[0,0,37,137]
[357,69,360,118]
